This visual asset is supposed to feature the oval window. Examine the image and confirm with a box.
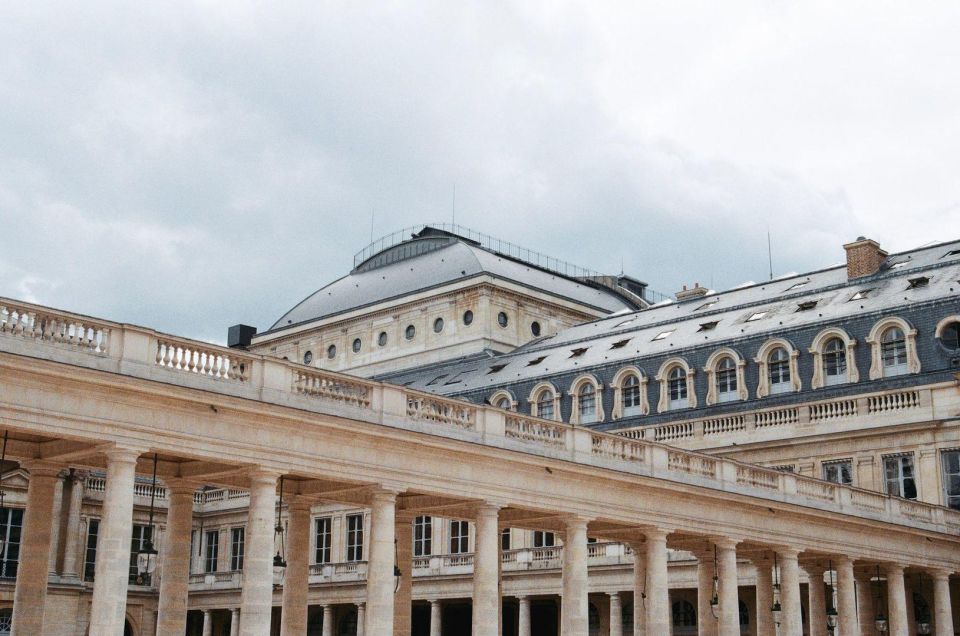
[405,325,416,340]
[352,338,362,353]
[433,317,444,333]
[940,320,960,351]
[326,344,337,359]
[463,310,474,326]
[498,312,509,328]
[531,321,541,337]
[303,351,313,365]
[378,331,388,347]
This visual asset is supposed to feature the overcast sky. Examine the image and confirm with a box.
[2,2,958,343]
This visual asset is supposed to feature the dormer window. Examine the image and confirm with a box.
[694,299,718,311]
[785,281,809,291]
[850,289,873,301]
[768,347,791,394]
[622,374,642,416]
[569,348,588,358]
[715,356,738,403]
[527,356,547,367]
[652,330,674,341]
[796,300,818,312]
[747,311,768,322]
[577,384,597,424]
[907,276,929,289]
[881,327,908,375]
[942,249,960,259]
[610,339,630,349]
[667,367,688,409]
[823,337,847,386]
[488,364,507,374]
[698,321,718,331]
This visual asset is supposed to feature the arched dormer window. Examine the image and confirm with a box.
[570,375,604,425]
[528,383,561,421]
[656,359,697,413]
[754,339,801,398]
[489,390,516,412]
[704,349,747,405]
[611,367,649,419]
[866,317,920,379]
[809,328,859,389]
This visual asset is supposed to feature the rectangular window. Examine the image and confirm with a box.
[413,516,432,557]
[449,520,469,554]
[533,531,555,548]
[823,460,853,485]
[501,528,511,551]
[230,527,245,571]
[83,518,100,582]
[884,454,917,499]
[942,450,960,511]
[315,518,332,564]
[0,508,24,579]
[346,514,364,562]
[129,524,154,584]
[204,529,219,573]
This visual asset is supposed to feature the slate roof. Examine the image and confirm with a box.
[383,239,960,395]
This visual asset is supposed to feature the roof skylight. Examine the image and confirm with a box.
[942,249,960,259]
[652,330,674,341]
[487,364,507,374]
[698,321,718,331]
[610,339,630,349]
[850,289,873,301]
[694,299,719,311]
[785,281,809,291]
[796,300,818,312]
[569,348,588,358]
[746,311,768,322]
[527,356,547,366]
[907,276,930,289]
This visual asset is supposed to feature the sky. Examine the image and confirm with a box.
[1,2,958,343]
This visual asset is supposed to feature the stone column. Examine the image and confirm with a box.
[609,592,623,636]
[89,447,142,635]
[322,605,334,636]
[835,557,859,636]
[645,528,670,635]
[47,475,63,575]
[473,504,501,636]
[157,481,195,636]
[356,602,365,636]
[561,516,590,635]
[366,488,397,634]
[932,570,954,636]
[202,609,213,636]
[778,549,802,636]
[11,462,60,635]
[395,514,414,636]
[239,469,279,636]
[631,542,646,636]
[806,566,826,636]
[230,609,240,636]
[715,539,739,636]
[697,552,718,636]
[430,599,442,636]
[855,573,875,636]
[281,499,312,636]
[60,470,86,580]
[753,558,774,636]
[886,564,908,636]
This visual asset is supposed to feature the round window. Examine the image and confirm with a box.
[405,325,416,340]
[498,312,509,328]
[352,338,362,353]
[378,331,388,347]
[463,310,474,326]
[326,344,337,359]
[433,317,444,333]
[940,320,960,351]
[303,351,313,365]
[531,321,541,337]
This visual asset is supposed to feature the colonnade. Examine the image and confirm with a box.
[6,447,958,636]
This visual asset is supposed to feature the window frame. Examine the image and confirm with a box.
[655,358,697,413]
[449,520,470,554]
[883,453,918,500]
[230,527,245,571]
[346,514,364,562]
[315,517,332,565]
[413,516,432,557]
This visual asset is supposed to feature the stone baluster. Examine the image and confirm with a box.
[473,504,502,636]
[280,498,312,636]
[645,528,670,634]
[11,462,61,635]
[157,481,196,635]
[239,469,279,636]
[778,548,802,636]
[885,564,908,636]
[367,488,397,634]
[561,516,590,634]
[835,557,860,636]
[609,592,623,636]
[932,570,954,636]
[715,538,739,636]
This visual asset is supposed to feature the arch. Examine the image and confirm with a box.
[655,358,697,413]
[488,389,517,412]
[124,614,138,636]
[703,347,748,405]
[569,374,604,425]
[527,382,561,421]
[809,327,859,388]
[865,316,920,379]
[611,366,649,419]
[672,599,697,627]
[754,338,801,398]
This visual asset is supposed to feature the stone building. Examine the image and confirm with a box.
[0,225,957,636]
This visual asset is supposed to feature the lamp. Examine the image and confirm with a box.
[771,553,783,628]
[272,476,287,587]
[135,453,160,585]
[394,538,402,593]
[874,565,888,633]
[826,561,838,633]
[709,545,720,619]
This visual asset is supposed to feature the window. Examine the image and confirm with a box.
[698,321,718,331]
[614,318,636,328]
[315,518,332,564]
[652,330,674,341]
[203,529,219,574]
[405,325,416,340]
[823,337,847,385]
[942,450,960,511]
[850,289,873,301]
[414,516,432,556]
[531,321,541,336]
[378,331,388,347]
[83,517,99,582]
[768,347,791,394]
[716,356,738,402]
[450,520,469,554]
[230,527,245,571]
[533,531,555,548]
[672,600,697,627]
[578,383,597,424]
[881,327,908,375]
[303,351,313,365]
[823,460,853,485]
[346,514,364,562]
[536,389,555,420]
[498,312,509,328]
[797,300,818,311]
[884,454,917,499]
[0,508,23,579]
[352,338,362,353]
[622,375,642,416]
[747,311,767,322]
[668,367,688,409]
[463,310,474,326]
[433,317,444,333]
[939,321,960,351]
[0,609,10,635]
[326,344,337,359]
[494,396,512,410]
[501,528,511,551]
[907,276,929,289]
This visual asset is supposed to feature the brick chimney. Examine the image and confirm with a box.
[676,283,709,301]
[843,236,887,279]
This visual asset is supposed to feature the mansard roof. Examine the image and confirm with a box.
[265,226,641,332]
[384,237,960,394]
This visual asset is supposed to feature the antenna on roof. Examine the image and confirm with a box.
[370,209,375,243]
[767,227,774,281]
[452,183,457,225]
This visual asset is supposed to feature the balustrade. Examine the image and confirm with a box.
[0,300,111,354]
[293,369,372,409]
[504,415,566,447]
[406,393,476,430]
[591,434,645,463]
[809,398,858,422]
[155,337,251,382]
[754,407,799,428]
[653,422,694,442]
[703,415,746,436]
[868,390,920,413]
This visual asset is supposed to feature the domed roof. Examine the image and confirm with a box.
[266,227,641,332]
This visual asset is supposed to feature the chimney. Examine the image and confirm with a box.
[843,237,887,280]
[676,282,709,301]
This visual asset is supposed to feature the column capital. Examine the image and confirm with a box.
[165,479,198,497]
[367,486,401,504]
[562,514,592,529]
[607,591,622,599]
[642,527,671,542]
[247,468,281,487]
[775,546,801,560]
[710,536,740,551]
[101,445,145,464]
[930,568,954,581]
[20,460,63,478]
[833,555,856,568]
[473,502,503,518]
[287,496,314,512]
[884,563,906,575]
